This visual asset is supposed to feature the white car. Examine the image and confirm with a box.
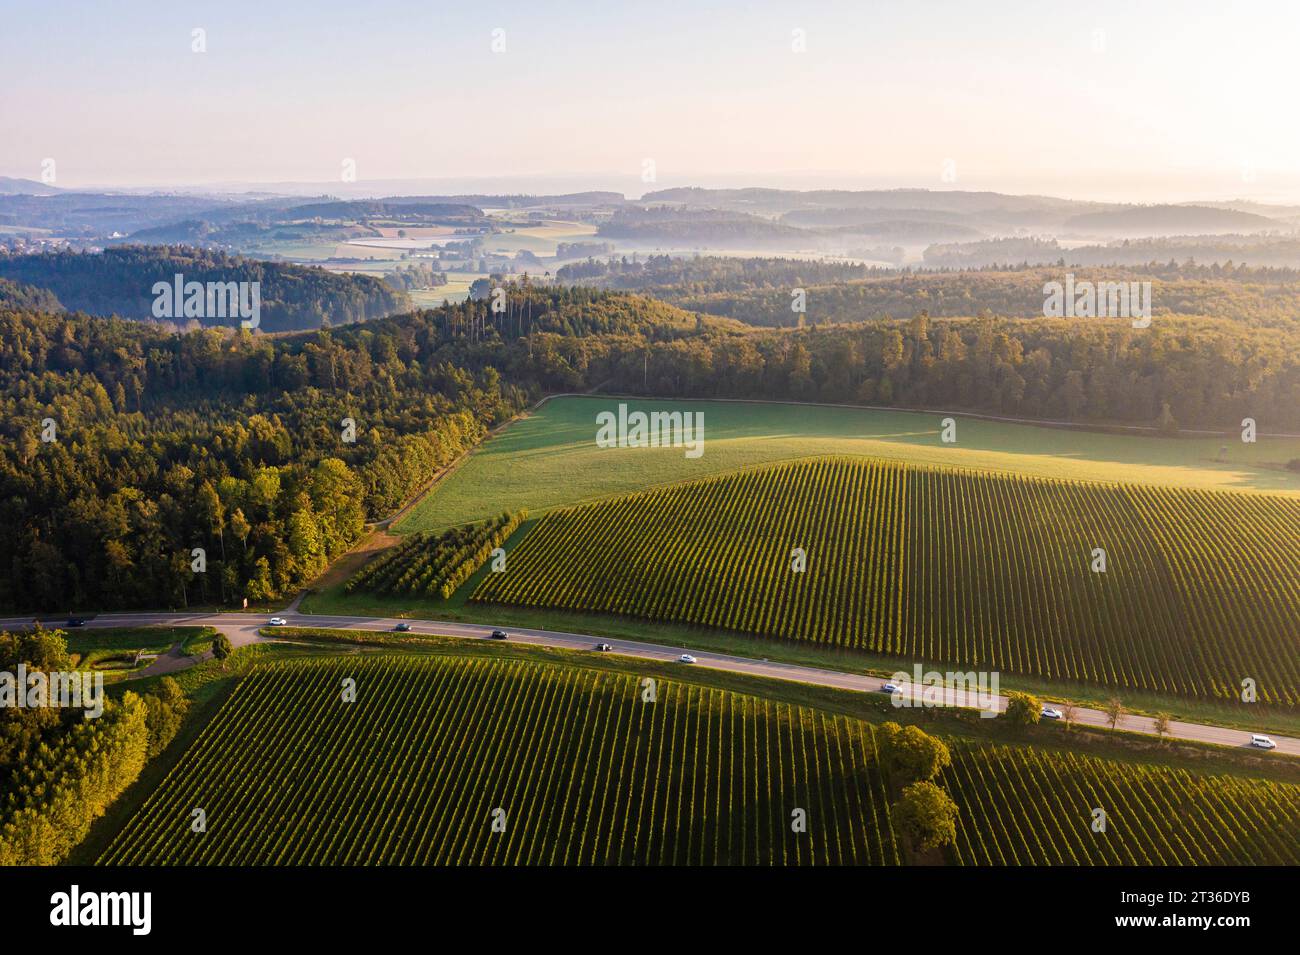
[1041,707,1064,720]
[882,682,901,694]
[1250,734,1277,750]
[678,654,697,664]
[268,617,287,626]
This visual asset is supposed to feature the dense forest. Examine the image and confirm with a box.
[0,246,410,331]
[0,277,61,311]
[559,257,1300,329]
[557,254,878,290]
[924,235,1300,269]
[400,282,1300,437]
[596,207,813,246]
[124,218,376,248]
[446,302,1298,433]
[0,307,512,610]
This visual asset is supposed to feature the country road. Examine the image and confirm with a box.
[3,610,1296,757]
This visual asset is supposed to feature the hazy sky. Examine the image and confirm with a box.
[4,0,1300,202]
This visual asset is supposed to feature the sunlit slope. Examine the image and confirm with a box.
[943,743,1300,865]
[101,655,900,865]
[473,456,1300,704]
[398,396,1300,533]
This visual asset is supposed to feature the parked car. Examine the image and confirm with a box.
[268,617,287,626]
[1041,706,1064,720]
[678,654,697,664]
[1251,734,1277,750]
[490,629,508,640]
[594,643,613,652]
[394,622,412,632]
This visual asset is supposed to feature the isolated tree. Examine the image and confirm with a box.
[211,632,233,669]
[877,722,951,785]
[894,781,959,853]
[1061,701,1078,730]
[229,508,251,551]
[1104,697,1126,730]
[1004,691,1041,728]
[1156,401,1178,433]
[1153,712,1172,742]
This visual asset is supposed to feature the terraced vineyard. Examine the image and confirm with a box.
[472,456,1300,704]
[346,511,525,599]
[99,656,900,865]
[942,743,1300,865]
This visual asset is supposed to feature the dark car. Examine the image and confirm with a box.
[394,622,412,632]
[490,629,508,640]
[66,618,86,627]
[594,643,613,652]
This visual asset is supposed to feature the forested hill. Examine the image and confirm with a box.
[436,283,742,340]
[0,287,718,612]
[559,257,1300,331]
[0,277,61,311]
[0,305,501,611]
[0,246,410,332]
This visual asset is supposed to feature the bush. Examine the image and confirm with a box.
[212,633,233,667]
[894,780,959,852]
[1004,691,1041,727]
[877,722,951,784]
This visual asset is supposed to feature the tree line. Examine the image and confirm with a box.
[0,246,411,332]
[565,258,1300,329]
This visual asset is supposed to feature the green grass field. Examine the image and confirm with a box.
[396,396,1300,534]
[472,455,1300,705]
[64,627,213,677]
[480,219,598,256]
[407,271,483,307]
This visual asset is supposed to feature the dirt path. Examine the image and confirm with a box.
[135,642,200,677]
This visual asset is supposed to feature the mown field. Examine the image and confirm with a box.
[99,655,900,865]
[396,396,1300,534]
[96,653,1300,866]
[479,219,599,256]
[472,456,1300,704]
[943,743,1300,865]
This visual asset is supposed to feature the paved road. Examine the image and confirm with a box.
[3,610,1296,757]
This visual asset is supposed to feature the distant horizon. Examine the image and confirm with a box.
[6,1,1300,207]
[7,171,1300,209]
